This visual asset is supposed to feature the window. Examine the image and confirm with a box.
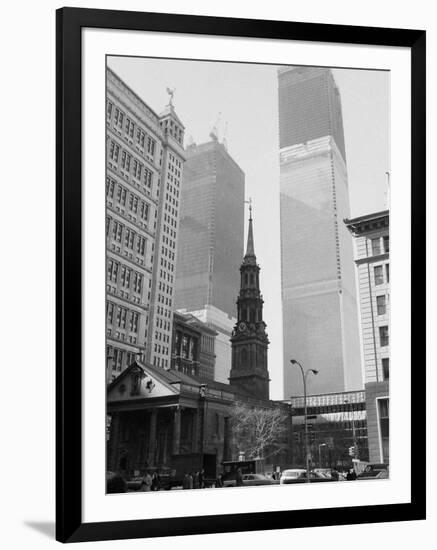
[119,187,127,207]
[371,237,381,255]
[106,100,113,120]
[125,117,135,138]
[137,236,146,256]
[109,141,120,162]
[106,178,115,199]
[140,201,149,222]
[147,136,156,156]
[144,168,153,188]
[136,127,145,148]
[121,150,131,171]
[382,358,389,380]
[124,228,135,250]
[113,348,123,371]
[379,326,389,347]
[386,263,390,283]
[132,159,143,180]
[108,260,118,283]
[383,235,389,253]
[120,265,131,289]
[114,108,124,129]
[133,272,142,293]
[112,222,123,243]
[130,312,139,333]
[376,295,386,315]
[374,265,383,285]
[117,307,127,329]
[106,301,114,324]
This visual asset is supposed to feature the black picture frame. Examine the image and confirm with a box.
[56,6,426,543]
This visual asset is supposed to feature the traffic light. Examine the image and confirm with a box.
[348,445,356,456]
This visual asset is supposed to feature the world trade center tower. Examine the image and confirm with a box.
[278,66,362,398]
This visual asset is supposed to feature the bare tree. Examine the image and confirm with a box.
[229,401,289,460]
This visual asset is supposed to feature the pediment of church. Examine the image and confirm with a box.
[107,361,178,402]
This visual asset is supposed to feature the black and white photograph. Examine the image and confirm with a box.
[105,56,391,493]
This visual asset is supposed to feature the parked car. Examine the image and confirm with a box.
[242,473,279,486]
[280,469,335,484]
[356,463,389,480]
[223,473,277,487]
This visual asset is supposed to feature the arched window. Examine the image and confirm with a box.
[241,347,248,367]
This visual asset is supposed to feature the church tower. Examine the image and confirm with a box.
[229,204,270,400]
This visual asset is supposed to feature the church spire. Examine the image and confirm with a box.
[244,199,256,264]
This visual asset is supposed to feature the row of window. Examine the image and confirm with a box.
[159,269,174,284]
[107,259,144,294]
[107,345,138,373]
[106,179,151,222]
[371,235,389,256]
[108,140,155,189]
[374,263,389,285]
[153,356,169,368]
[107,301,140,333]
[107,221,147,257]
[158,281,173,295]
[107,101,157,159]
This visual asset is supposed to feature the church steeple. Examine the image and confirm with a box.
[229,202,270,401]
[244,202,256,262]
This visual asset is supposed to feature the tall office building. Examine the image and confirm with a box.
[278,66,362,397]
[175,139,245,318]
[174,138,244,382]
[345,211,390,463]
[106,68,186,381]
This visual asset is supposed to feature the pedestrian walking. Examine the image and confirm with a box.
[188,472,194,490]
[236,467,243,487]
[151,472,161,491]
[199,468,205,488]
[193,471,200,489]
[216,473,224,488]
[183,472,190,490]
[140,471,152,491]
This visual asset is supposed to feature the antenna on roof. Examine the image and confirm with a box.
[209,112,221,141]
[384,171,390,209]
[223,121,228,150]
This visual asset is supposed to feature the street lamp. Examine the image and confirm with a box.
[318,443,327,469]
[290,359,318,483]
[344,399,359,462]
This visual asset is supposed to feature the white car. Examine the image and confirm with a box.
[279,469,307,484]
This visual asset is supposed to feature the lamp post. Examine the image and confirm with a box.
[344,398,359,462]
[290,359,318,483]
[318,443,327,469]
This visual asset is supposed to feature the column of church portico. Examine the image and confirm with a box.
[108,411,121,471]
[172,407,181,455]
[192,409,200,452]
[147,409,157,466]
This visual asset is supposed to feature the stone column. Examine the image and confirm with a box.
[108,411,120,471]
[172,407,181,455]
[192,409,200,453]
[147,409,157,466]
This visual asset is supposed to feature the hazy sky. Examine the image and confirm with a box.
[108,56,390,400]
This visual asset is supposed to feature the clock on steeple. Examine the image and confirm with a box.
[229,201,270,401]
